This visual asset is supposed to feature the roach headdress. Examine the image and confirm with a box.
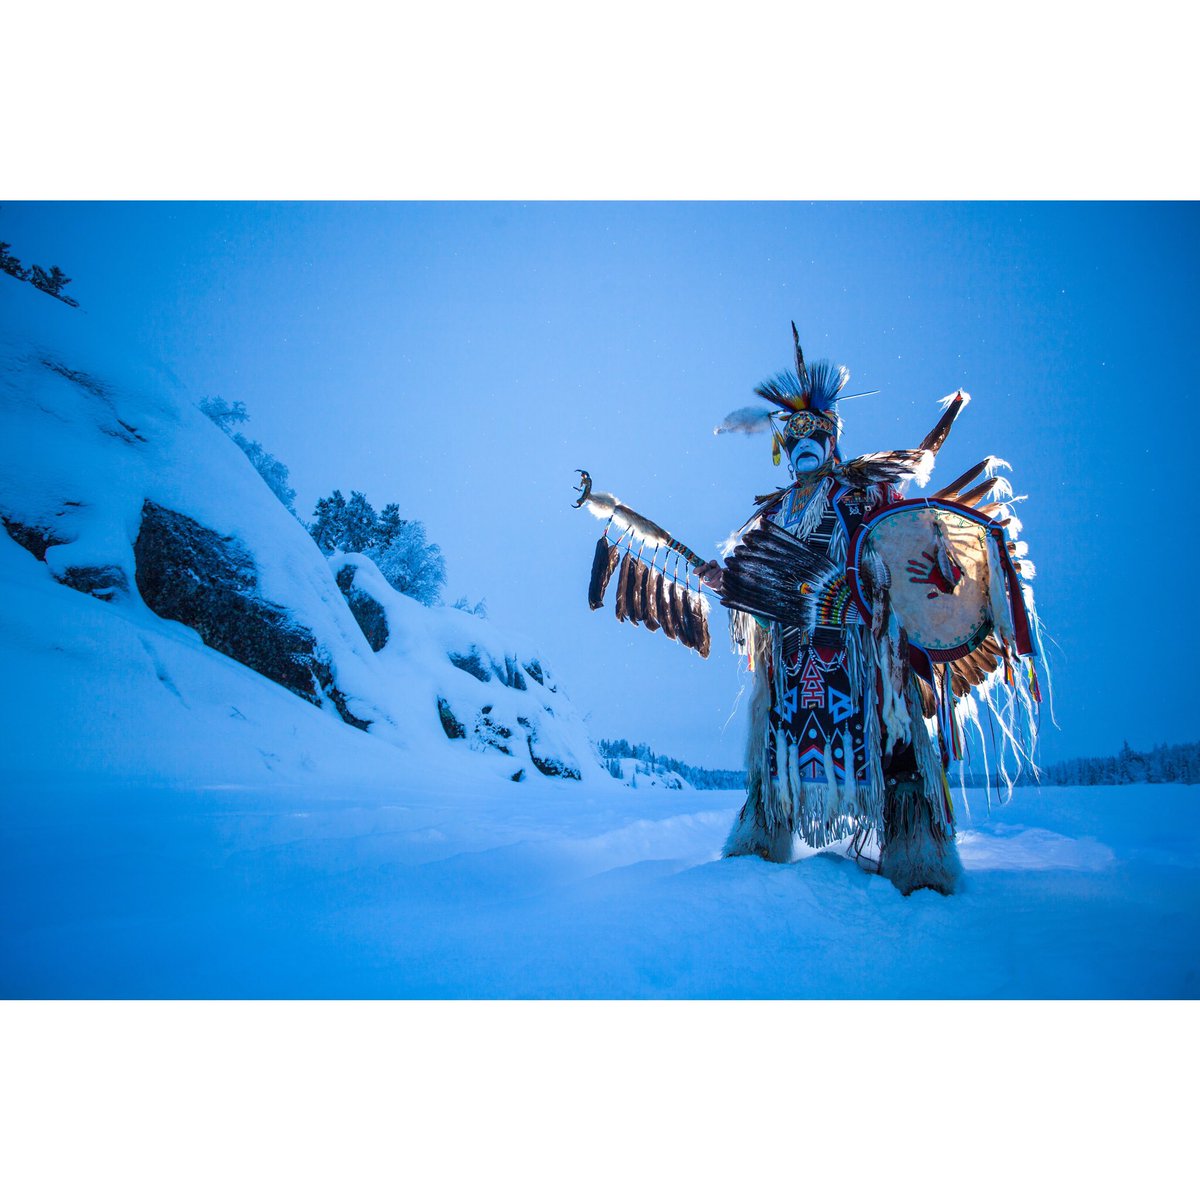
[714,322,864,465]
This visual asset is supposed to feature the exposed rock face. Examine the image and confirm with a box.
[448,648,493,683]
[335,563,389,652]
[59,564,128,602]
[1,516,65,561]
[437,697,466,739]
[447,645,529,690]
[133,501,368,729]
[518,714,582,781]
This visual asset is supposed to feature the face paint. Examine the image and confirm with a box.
[788,433,832,475]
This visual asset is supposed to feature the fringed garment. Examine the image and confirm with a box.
[726,472,955,855]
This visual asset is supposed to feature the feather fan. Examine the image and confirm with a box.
[719,519,842,632]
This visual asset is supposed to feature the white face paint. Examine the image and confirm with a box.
[788,435,831,476]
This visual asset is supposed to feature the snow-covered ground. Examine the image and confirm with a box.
[4,754,1197,997]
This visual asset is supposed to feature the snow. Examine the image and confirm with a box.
[0,272,604,787]
[3,276,1199,1000]
[4,755,1198,997]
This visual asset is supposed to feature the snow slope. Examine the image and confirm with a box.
[0,272,603,788]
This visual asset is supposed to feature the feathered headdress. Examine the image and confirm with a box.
[714,322,870,464]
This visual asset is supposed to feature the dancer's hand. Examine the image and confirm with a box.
[697,560,725,594]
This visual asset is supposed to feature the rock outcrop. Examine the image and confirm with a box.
[134,501,369,729]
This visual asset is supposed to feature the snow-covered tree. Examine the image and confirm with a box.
[340,491,378,554]
[198,395,296,514]
[199,395,250,433]
[308,488,447,607]
[376,503,405,550]
[452,595,488,618]
[373,519,446,606]
[309,489,348,552]
[233,436,297,514]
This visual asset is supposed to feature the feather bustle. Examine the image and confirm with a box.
[834,449,933,489]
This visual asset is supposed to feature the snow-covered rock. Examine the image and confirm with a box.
[331,552,595,782]
[0,273,606,787]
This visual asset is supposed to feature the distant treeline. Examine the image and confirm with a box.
[599,736,1200,793]
[1033,739,1200,786]
[597,738,746,790]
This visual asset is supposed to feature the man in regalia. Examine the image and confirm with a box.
[699,328,966,895]
[578,324,1042,895]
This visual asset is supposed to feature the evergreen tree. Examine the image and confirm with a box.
[199,395,250,434]
[451,595,488,618]
[308,489,447,607]
[28,264,78,304]
[233,435,297,514]
[373,519,446,605]
[309,489,348,552]
[376,503,405,550]
[340,491,378,554]
[198,396,295,513]
[0,241,27,279]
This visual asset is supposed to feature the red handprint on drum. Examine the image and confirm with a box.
[906,549,963,599]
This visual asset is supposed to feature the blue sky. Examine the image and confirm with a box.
[4,201,1198,768]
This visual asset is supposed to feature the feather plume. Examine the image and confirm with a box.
[581,490,620,520]
[936,458,990,500]
[920,390,971,454]
[993,505,1023,538]
[804,360,850,413]
[714,406,776,436]
[753,370,807,411]
[959,474,1012,508]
